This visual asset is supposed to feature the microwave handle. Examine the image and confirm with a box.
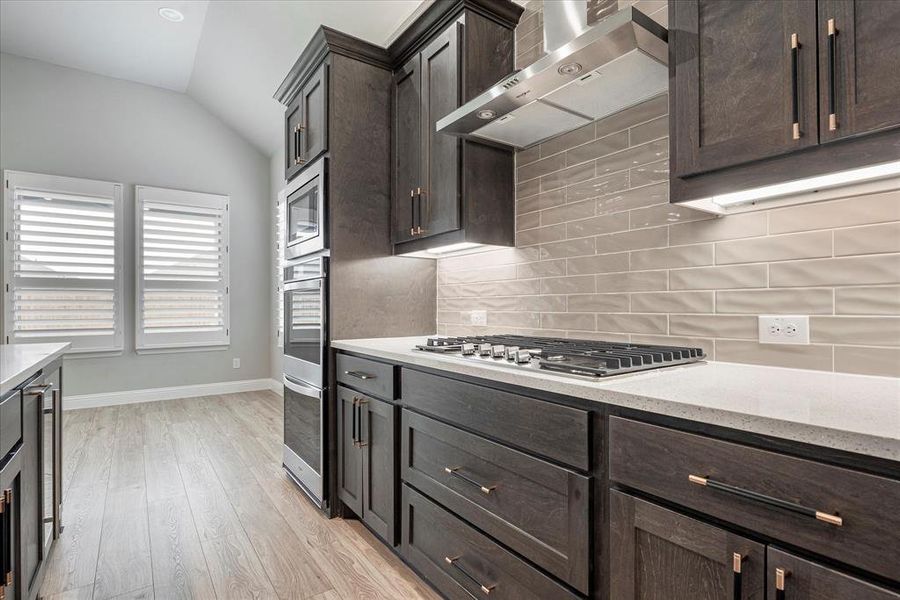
[283,376,323,399]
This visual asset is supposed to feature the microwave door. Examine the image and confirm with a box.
[285,159,326,258]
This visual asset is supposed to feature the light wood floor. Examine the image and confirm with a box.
[41,390,440,600]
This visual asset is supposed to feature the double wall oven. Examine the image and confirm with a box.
[281,157,328,507]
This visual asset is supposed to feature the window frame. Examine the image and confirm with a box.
[134,185,230,353]
[2,170,125,355]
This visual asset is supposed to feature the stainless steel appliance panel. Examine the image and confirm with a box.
[283,375,324,506]
[285,157,326,258]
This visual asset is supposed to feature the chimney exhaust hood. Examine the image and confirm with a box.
[435,3,668,150]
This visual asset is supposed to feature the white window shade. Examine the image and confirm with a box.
[275,189,285,342]
[135,186,229,351]
[3,171,124,353]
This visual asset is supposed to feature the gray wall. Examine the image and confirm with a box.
[0,53,273,395]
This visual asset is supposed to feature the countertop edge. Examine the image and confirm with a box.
[1,343,70,396]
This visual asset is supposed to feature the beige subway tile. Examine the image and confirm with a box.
[835,286,900,315]
[716,288,833,314]
[568,330,631,343]
[629,115,668,145]
[770,254,900,287]
[568,293,630,312]
[567,212,630,238]
[518,188,565,214]
[516,177,540,198]
[834,222,900,256]
[441,295,560,313]
[769,189,900,234]
[439,264,517,285]
[516,144,541,167]
[566,131,629,166]
[834,345,900,377]
[438,311,462,324]
[631,291,714,313]
[541,199,595,225]
[541,122,595,157]
[596,270,668,292]
[567,252,630,275]
[630,159,669,187]
[669,314,758,339]
[596,182,668,215]
[810,317,900,346]
[595,313,667,334]
[440,247,540,271]
[542,312,595,331]
[597,226,668,253]
[541,161,595,192]
[541,275,596,294]
[716,340,832,371]
[594,95,668,138]
[670,212,767,245]
[539,236,596,259]
[631,244,714,270]
[517,295,568,311]
[487,311,541,328]
[595,139,668,177]
[516,25,543,55]
[632,334,714,358]
[669,264,767,290]
[517,152,565,182]
[516,211,541,231]
[629,203,711,229]
[517,223,566,246]
[565,171,630,203]
[715,231,832,265]
[439,279,541,298]
[517,259,566,279]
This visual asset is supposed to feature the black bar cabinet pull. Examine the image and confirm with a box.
[827,18,837,131]
[790,33,800,140]
[417,188,425,235]
[355,399,368,448]
[343,370,374,380]
[409,189,416,236]
[688,475,843,526]
[444,467,495,495]
[351,397,358,444]
[775,568,788,600]
[1,488,12,591]
[732,553,743,600]
[444,556,495,595]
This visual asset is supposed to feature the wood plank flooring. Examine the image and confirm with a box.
[41,391,440,600]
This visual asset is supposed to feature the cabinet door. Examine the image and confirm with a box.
[336,388,362,516]
[300,63,328,164]
[671,0,818,177]
[609,491,765,600]
[284,96,304,182]
[0,451,22,600]
[392,54,422,244]
[420,21,462,239]
[767,547,900,600]
[817,0,900,142]
[20,384,43,597]
[361,397,396,545]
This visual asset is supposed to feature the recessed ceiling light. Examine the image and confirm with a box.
[158,7,184,22]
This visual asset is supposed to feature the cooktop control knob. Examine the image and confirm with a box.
[515,350,532,363]
[478,343,492,356]
[461,343,476,355]
[505,346,519,360]
[491,345,505,358]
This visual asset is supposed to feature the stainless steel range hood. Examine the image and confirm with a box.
[436,4,668,149]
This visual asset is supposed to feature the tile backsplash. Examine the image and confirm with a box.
[436,2,900,377]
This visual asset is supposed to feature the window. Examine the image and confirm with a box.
[135,186,229,352]
[3,171,124,353]
[275,188,285,343]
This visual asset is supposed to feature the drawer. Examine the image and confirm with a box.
[401,484,580,600]
[767,547,900,600]
[1,389,23,458]
[609,417,900,582]
[336,353,395,400]
[401,369,589,471]
[401,410,590,593]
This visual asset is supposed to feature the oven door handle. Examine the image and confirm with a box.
[284,278,324,292]
[283,376,323,399]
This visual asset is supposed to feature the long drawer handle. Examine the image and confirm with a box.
[2,489,12,592]
[688,475,842,526]
[732,553,744,600]
[444,556,495,595]
[444,467,495,495]
[24,382,52,397]
[790,32,800,140]
[775,567,789,600]
[344,370,375,380]
[351,397,358,445]
[354,398,368,448]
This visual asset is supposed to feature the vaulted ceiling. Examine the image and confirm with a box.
[0,0,425,155]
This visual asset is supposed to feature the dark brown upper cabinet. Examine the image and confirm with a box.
[817,0,900,143]
[390,4,520,254]
[284,63,328,182]
[670,0,819,178]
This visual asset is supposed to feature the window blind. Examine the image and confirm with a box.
[4,171,123,352]
[136,186,229,351]
[275,190,285,342]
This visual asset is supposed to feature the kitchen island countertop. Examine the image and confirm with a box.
[1,343,69,396]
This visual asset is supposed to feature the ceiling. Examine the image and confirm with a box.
[0,0,426,155]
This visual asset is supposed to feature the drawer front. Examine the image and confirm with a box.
[767,547,900,600]
[401,369,589,471]
[609,417,900,582]
[401,484,581,600]
[401,410,590,593]
[336,353,395,400]
[0,389,22,458]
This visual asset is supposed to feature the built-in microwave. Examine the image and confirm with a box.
[283,255,327,388]
[285,157,326,259]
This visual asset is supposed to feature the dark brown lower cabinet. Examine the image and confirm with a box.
[609,490,766,600]
[336,386,396,544]
[767,548,900,600]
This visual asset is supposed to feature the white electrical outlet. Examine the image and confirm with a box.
[470,310,487,326]
[232,358,241,369]
[758,316,810,344]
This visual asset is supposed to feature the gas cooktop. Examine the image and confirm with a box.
[414,335,706,378]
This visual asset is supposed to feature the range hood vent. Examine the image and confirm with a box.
[436,4,668,149]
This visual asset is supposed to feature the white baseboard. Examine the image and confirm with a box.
[66,378,283,410]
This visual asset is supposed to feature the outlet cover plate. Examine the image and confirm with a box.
[758,315,810,345]
[470,310,487,326]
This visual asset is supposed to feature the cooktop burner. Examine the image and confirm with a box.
[414,335,705,378]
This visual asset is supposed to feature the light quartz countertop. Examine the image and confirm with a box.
[332,336,900,462]
[1,343,69,396]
